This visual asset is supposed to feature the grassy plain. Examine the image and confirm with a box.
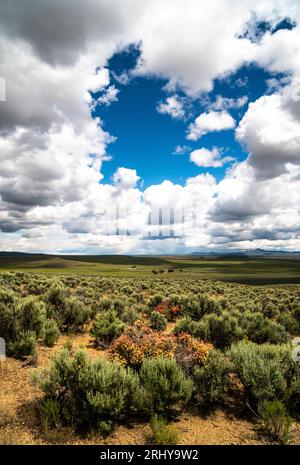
[0,254,300,284]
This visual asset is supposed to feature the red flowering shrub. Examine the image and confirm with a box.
[109,334,144,367]
[175,332,213,373]
[170,305,181,320]
[142,333,177,359]
[154,301,181,321]
[110,330,176,368]
[110,320,212,371]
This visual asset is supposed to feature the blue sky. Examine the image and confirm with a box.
[94,47,282,187]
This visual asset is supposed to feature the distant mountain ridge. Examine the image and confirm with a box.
[191,248,300,257]
[1,249,300,258]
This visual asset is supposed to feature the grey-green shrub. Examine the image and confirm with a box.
[7,330,37,358]
[149,311,167,331]
[240,312,289,344]
[63,297,91,333]
[174,312,243,348]
[0,295,45,358]
[18,297,46,337]
[90,309,125,348]
[43,319,60,347]
[173,316,200,336]
[198,312,244,348]
[45,284,90,333]
[228,341,289,405]
[193,349,232,404]
[34,349,140,435]
[120,307,139,325]
[138,357,194,417]
[45,282,68,323]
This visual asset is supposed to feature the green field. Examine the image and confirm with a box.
[1,253,300,284]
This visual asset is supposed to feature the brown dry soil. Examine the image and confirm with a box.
[0,332,300,446]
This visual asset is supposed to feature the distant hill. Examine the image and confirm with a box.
[191,248,300,258]
[0,251,47,257]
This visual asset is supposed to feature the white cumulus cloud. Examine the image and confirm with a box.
[157,95,185,119]
[187,111,236,141]
[190,147,234,168]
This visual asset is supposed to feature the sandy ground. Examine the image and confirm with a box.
[0,333,299,446]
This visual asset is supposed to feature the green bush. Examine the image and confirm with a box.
[38,398,61,433]
[148,415,179,445]
[175,309,290,348]
[0,295,45,358]
[17,297,46,337]
[138,357,194,417]
[259,400,292,444]
[174,312,243,349]
[45,284,90,332]
[97,297,114,312]
[149,311,167,331]
[120,307,139,325]
[7,330,37,358]
[43,319,60,347]
[188,296,222,319]
[0,300,18,341]
[63,297,91,333]
[193,349,232,404]
[277,312,298,334]
[33,349,140,435]
[293,306,300,329]
[148,294,163,309]
[241,312,289,344]
[90,310,125,348]
[0,288,17,307]
[173,316,199,336]
[45,283,68,322]
[228,341,289,405]
[199,312,243,348]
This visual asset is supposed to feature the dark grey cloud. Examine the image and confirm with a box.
[0,0,138,66]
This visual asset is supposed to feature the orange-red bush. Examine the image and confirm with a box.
[110,320,212,370]
[154,301,181,321]
[176,332,213,372]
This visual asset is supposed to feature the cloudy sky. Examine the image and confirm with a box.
[0,0,300,254]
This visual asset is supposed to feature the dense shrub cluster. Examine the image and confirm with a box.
[228,341,300,407]
[33,349,139,435]
[0,292,45,357]
[0,280,91,357]
[1,271,300,441]
[174,310,290,348]
[43,319,60,347]
[34,349,192,434]
[193,349,232,404]
[45,283,91,332]
[149,311,168,331]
